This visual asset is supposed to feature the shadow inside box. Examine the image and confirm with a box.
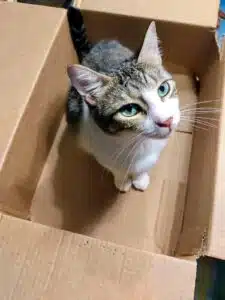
[17,0,75,8]
[52,125,119,233]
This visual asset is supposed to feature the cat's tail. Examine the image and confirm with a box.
[67,6,92,62]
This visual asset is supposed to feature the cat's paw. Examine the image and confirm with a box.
[114,177,132,193]
[132,173,150,191]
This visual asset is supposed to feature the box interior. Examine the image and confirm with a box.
[2,2,225,298]
[0,3,223,262]
[81,0,220,28]
[178,52,225,258]
[0,2,76,217]
[28,11,222,258]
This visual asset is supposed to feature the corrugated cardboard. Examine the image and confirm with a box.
[31,117,192,255]
[81,0,219,28]
[0,0,224,298]
[81,9,218,75]
[78,0,225,263]
[177,51,225,259]
[0,213,196,300]
[0,2,75,217]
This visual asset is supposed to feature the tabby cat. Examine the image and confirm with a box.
[66,7,180,192]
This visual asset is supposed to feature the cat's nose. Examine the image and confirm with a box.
[156,117,173,128]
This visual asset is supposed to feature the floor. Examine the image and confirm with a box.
[195,257,225,300]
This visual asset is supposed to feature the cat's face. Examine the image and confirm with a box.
[90,63,180,139]
[68,22,180,139]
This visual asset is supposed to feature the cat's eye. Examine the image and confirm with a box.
[158,81,170,98]
[119,104,142,117]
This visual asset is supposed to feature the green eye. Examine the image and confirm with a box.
[158,81,170,98]
[120,104,141,117]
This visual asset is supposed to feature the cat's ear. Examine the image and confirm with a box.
[67,64,111,105]
[137,21,162,65]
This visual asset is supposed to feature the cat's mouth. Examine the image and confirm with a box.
[155,122,173,134]
[144,129,172,140]
[156,122,171,128]
[155,117,173,129]
[146,118,176,139]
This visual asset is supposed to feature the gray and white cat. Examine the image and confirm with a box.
[66,8,180,192]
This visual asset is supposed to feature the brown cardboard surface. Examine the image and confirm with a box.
[0,3,76,217]
[79,0,225,262]
[82,0,219,28]
[205,53,225,259]
[82,9,217,75]
[2,2,225,298]
[173,74,198,133]
[0,1,219,260]
[177,54,225,257]
[0,213,196,300]
[31,117,192,255]
[29,2,202,258]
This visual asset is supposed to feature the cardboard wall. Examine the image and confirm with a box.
[81,0,219,28]
[0,3,76,217]
[0,213,196,300]
[82,10,216,75]
[31,116,192,255]
[2,1,224,298]
[177,53,225,257]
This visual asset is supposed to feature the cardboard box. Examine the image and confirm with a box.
[0,1,223,299]
[0,212,196,300]
[0,2,75,217]
[81,0,219,28]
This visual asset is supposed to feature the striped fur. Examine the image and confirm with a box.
[66,13,180,192]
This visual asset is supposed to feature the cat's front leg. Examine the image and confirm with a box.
[132,172,150,191]
[114,173,132,192]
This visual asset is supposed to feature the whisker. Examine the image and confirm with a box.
[181,108,221,113]
[101,133,142,182]
[194,116,219,121]
[194,120,218,129]
[119,136,143,170]
[108,132,144,183]
[181,116,220,122]
[174,132,180,169]
[112,132,143,164]
[181,117,219,123]
[120,136,145,188]
[180,99,221,110]
[180,119,209,131]
[181,111,221,117]
[180,117,218,129]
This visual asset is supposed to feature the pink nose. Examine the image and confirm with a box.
[156,117,173,128]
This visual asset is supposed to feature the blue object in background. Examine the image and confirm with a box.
[217,0,225,45]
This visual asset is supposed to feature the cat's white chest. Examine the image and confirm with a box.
[124,138,167,175]
[80,109,167,176]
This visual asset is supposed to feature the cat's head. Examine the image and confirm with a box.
[68,22,180,139]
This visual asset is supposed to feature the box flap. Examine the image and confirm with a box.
[0,3,75,216]
[81,0,219,28]
[0,213,196,300]
[80,4,218,76]
[31,117,192,255]
[177,47,225,260]
[207,61,225,259]
[0,3,64,164]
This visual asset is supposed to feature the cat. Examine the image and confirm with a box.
[66,7,180,192]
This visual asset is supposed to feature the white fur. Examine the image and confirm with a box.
[68,21,180,192]
[142,89,180,131]
[78,103,169,192]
